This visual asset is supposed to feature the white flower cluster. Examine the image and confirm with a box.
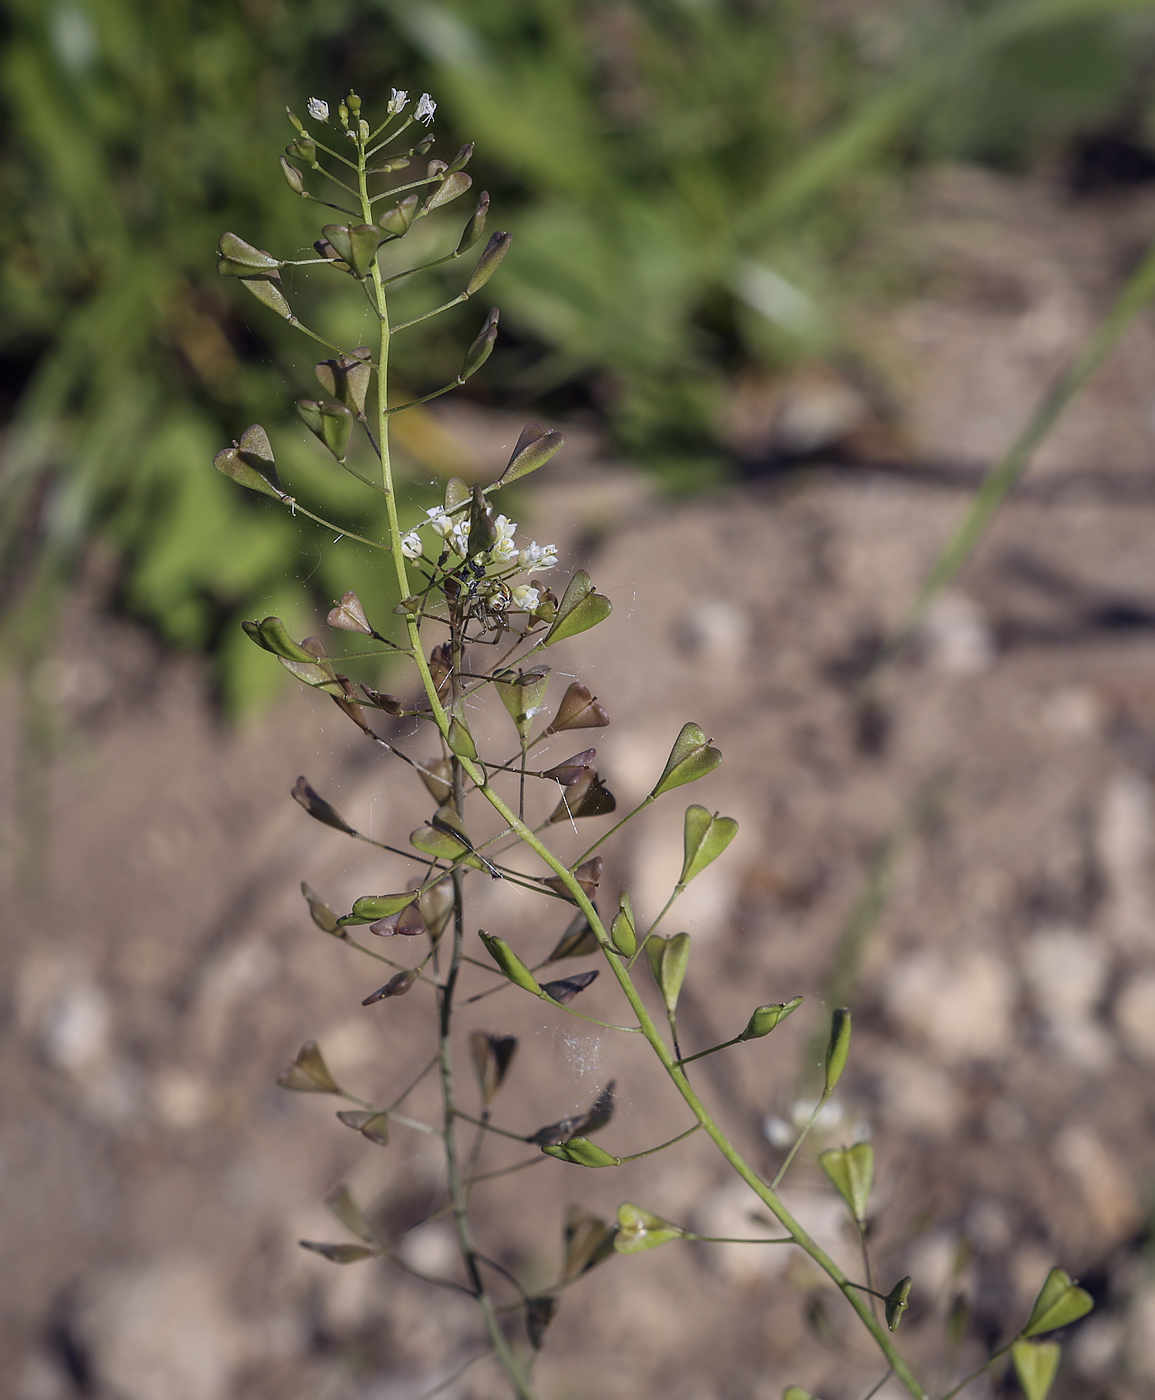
[399,506,558,611]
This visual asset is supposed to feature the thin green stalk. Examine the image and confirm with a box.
[867,229,1155,683]
[437,764,929,1399]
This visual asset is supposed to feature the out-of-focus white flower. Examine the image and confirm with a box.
[517,541,558,571]
[415,93,437,125]
[511,584,540,611]
[388,89,409,115]
[450,521,470,555]
[400,530,423,560]
[306,98,329,122]
[490,515,518,562]
[425,505,454,539]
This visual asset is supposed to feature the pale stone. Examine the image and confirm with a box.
[74,1258,246,1400]
[921,592,996,674]
[1055,1125,1142,1245]
[1020,927,1113,1070]
[1124,1285,1155,1379]
[878,1053,962,1138]
[1114,972,1155,1063]
[1096,771,1155,951]
[883,950,1015,1062]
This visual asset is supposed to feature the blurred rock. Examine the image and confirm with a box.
[921,592,996,675]
[883,950,1015,1062]
[73,1257,247,1400]
[1096,771,1155,952]
[1113,971,1155,1064]
[1054,1125,1142,1247]
[1071,1315,1123,1379]
[1124,1284,1155,1380]
[877,1052,962,1138]
[1020,926,1113,1071]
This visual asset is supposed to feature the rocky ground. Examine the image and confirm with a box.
[5,167,1155,1400]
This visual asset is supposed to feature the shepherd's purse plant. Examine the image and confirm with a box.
[212,86,1094,1400]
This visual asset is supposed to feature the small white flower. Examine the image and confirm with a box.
[490,515,518,563]
[511,584,541,611]
[415,92,437,125]
[450,520,470,555]
[517,541,558,572]
[400,530,423,560]
[306,97,329,122]
[388,88,409,115]
[425,505,454,539]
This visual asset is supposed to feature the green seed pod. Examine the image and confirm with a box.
[543,1138,619,1168]
[466,231,511,294]
[286,137,316,163]
[325,1184,375,1242]
[240,271,294,320]
[214,421,287,500]
[884,1276,912,1332]
[543,569,612,647]
[456,191,490,254]
[478,932,541,995]
[1024,1268,1094,1337]
[335,1109,390,1145]
[737,996,802,1041]
[297,400,354,462]
[680,804,739,886]
[315,350,373,418]
[277,1040,341,1094]
[652,723,723,797]
[819,1142,873,1223]
[563,1206,615,1279]
[610,892,636,957]
[498,420,566,485]
[280,157,306,195]
[299,1241,376,1264]
[824,1008,851,1093]
[458,307,499,382]
[447,142,474,173]
[447,716,478,761]
[217,231,282,271]
[425,170,472,212]
[494,665,550,739]
[245,615,314,663]
[337,891,418,927]
[321,223,381,278]
[613,1203,685,1254]
[301,881,342,936]
[645,933,692,1014]
[378,193,419,238]
[1011,1339,1061,1400]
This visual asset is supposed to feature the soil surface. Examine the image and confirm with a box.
[5,168,1155,1400]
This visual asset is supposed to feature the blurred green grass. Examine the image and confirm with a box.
[3,0,1155,707]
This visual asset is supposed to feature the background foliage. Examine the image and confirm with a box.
[4,0,1155,707]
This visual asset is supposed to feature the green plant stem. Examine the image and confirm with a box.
[358,131,536,1400]
[434,761,929,1400]
[411,1350,492,1400]
[937,1337,1018,1400]
[867,226,1155,683]
[771,1091,833,1190]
